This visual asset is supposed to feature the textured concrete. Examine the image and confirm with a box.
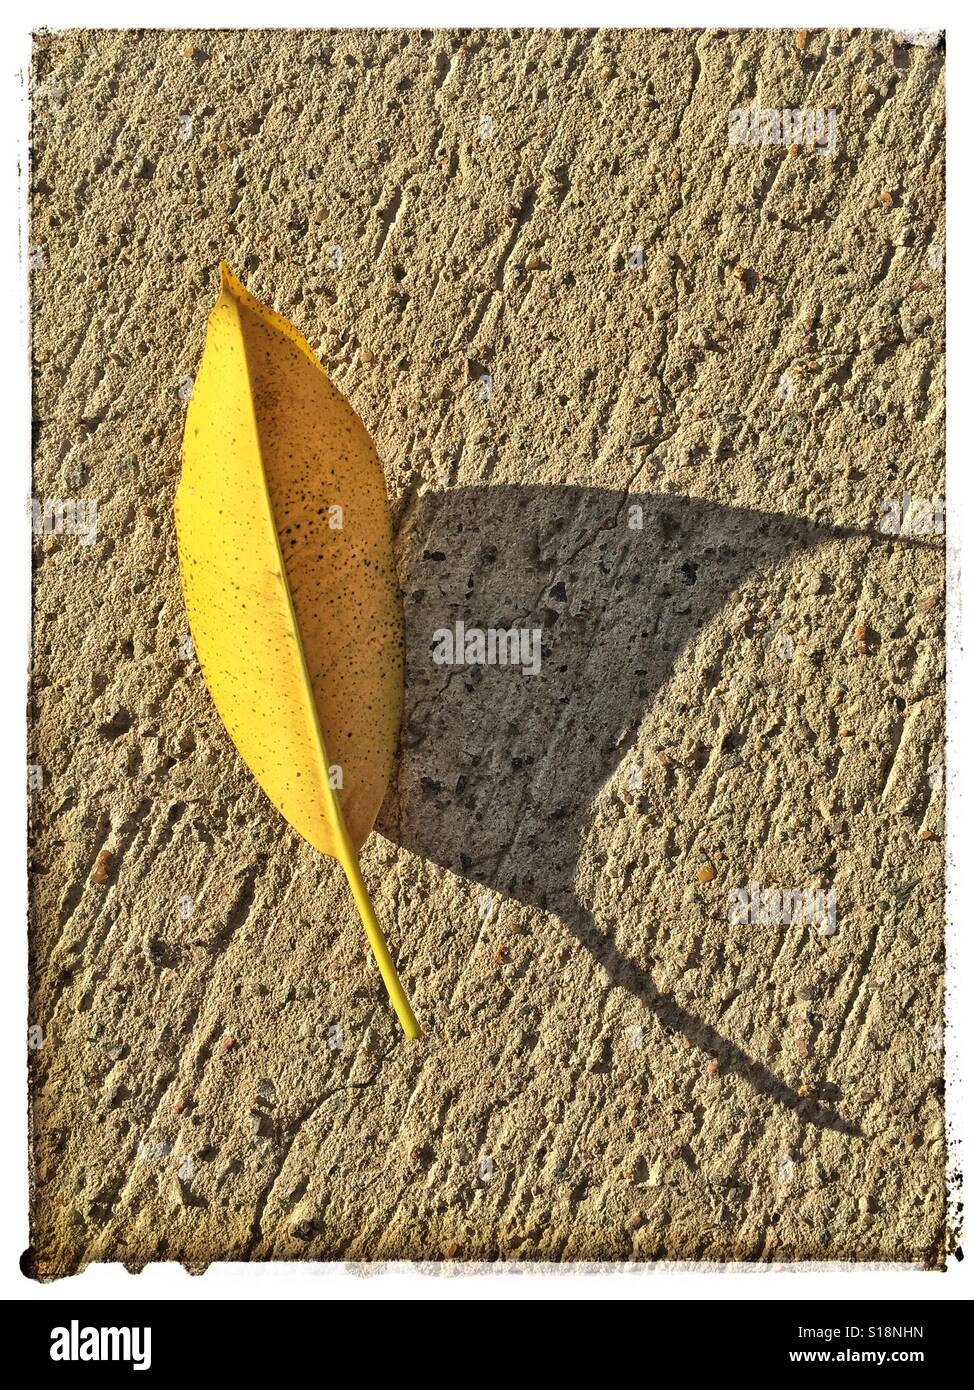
[28,27,946,1276]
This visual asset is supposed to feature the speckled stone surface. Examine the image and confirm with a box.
[28,27,946,1276]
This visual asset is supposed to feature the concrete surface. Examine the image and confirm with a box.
[28,26,946,1275]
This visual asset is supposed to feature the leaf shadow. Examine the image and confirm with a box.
[381,485,899,1136]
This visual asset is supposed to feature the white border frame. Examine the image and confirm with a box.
[2,3,968,1303]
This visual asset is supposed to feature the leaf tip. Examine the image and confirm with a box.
[218,260,245,299]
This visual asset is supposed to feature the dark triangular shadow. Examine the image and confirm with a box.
[380,487,907,1135]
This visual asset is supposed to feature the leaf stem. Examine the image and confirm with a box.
[341,854,420,1039]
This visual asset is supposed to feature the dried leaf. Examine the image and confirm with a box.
[175,264,418,1037]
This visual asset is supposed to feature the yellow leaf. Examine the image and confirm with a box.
[175,263,419,1038]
